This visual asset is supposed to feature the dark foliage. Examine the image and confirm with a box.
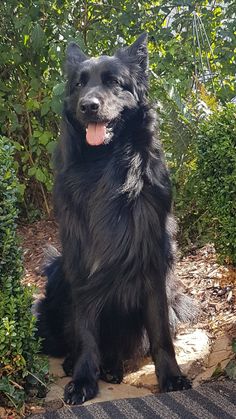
[0,136,48,408]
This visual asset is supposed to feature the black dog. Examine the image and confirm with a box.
[36,33,194,405]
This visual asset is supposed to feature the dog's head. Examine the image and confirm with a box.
[64,34,149,146]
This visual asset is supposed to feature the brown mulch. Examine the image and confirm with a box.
[176,245,235,336]
[19,220,60,296]
[18,220,235,336]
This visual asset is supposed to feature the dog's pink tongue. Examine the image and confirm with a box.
[86,123,106,146]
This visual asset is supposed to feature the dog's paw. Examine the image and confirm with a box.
[160,375,192,393]
[100,366,123,384]
[64,379,98,405]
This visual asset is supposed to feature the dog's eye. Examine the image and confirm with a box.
[102,72,120,87]
[76,72,89,88]
[106,78,120,87]
[75,79,86,88]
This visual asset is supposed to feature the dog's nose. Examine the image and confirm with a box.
[79,98,100,114]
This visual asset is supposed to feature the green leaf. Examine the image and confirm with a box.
[13,141,23,151]
[35,168,46,182]
[33,130,42,138]
[31,78,40,91]
[14,104,23,114]
[41,101,50,117]
[225,360,236,380]
[38,132,52,145]
[50,97,63,115]
[24,34,30,46]
[232,338,236,354]
[212,363,223,377]
[53,82,65,96]
[31,24,45,50]
[26,98,40,111]
[28,167,36,177]
[46,141,56,154]
[17,183,26,197]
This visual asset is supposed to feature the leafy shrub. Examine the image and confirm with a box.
[177,104,236,264]
[0,137,48,409]
[195,104,236,264]
[0,1,235,217]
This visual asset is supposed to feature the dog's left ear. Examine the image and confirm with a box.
[125,33,148,73]
[66,43,88,63]
[65,42,88,75]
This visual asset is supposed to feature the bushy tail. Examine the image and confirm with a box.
[167,272,199,336]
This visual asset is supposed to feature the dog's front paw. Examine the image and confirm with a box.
[64,379,98,405]
[160,375,192,393]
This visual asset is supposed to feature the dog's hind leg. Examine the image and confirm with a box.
[99,310,124,384]
[144,274,192,392]
[62,353,74,376]
[100,356,123,384]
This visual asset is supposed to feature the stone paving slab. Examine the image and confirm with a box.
[45,376,152,410]
[44,329,234,409]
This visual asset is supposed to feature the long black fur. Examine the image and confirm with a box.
[36,33,194,405]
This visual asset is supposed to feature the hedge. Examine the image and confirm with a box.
[0,136,48,409]
[177,104,236,265]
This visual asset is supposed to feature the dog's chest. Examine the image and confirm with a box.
[69,157,165,238]
[59,153,169,280]
[85,182,163,268]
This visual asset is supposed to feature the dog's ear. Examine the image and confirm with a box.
[116,33,149,100]
[65,43,88,74]
[125,33,148,73]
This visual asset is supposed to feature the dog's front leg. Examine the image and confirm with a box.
[144,278,191,392]
[64,307,100,405]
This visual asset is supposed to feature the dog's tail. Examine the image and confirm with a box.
[41,244,61,276]
[167,272,199,336]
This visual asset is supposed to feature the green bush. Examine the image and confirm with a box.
[0,136,48,409]
[0,1,235,217]
[177,104,236,264]
[195,104,236,264]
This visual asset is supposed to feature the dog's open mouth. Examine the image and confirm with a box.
[86,122,107,146]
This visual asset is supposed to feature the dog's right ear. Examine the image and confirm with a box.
[125,33,148,73]
[65,43,88,74]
